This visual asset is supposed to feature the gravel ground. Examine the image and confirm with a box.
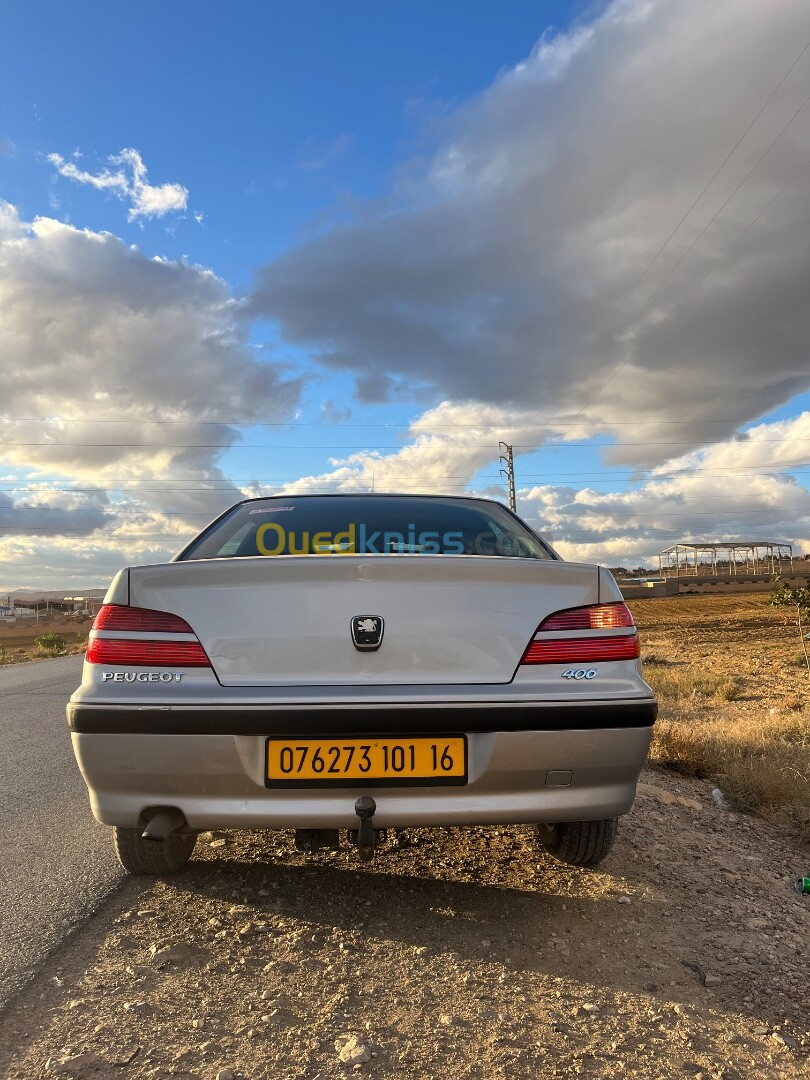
[0,765,807,1080]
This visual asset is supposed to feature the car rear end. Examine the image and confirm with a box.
[67,494,656,867]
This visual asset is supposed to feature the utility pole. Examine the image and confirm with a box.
[499,442,516,512]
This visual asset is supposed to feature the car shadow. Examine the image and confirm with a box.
[154,821,800,1035]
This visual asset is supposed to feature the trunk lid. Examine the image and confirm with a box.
[128,555,599,686]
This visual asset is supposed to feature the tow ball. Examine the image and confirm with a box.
[353,795,377,861]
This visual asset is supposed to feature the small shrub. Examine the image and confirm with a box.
[771,575,810,674]
[35,632,66,656]
[715,677,743,702]
[641,653,671,667]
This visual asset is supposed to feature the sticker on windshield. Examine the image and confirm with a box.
[249,506,295,514]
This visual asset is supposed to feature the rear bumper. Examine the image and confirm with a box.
[67,698,656,734]
[70,718,654,830]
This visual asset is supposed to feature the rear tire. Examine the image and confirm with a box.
[536,818,617,867]
[113,827,197,875]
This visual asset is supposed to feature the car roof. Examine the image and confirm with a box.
[234,492,509,508]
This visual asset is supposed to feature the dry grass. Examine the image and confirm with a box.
[644,663,743,703]
[632,594,810,841]
[651,709,810,839]
[0,635,87,665]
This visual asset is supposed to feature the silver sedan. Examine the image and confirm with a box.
[67,494,656,874]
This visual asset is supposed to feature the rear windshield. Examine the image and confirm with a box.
[180,496,553,561]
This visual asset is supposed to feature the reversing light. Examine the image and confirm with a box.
[521,601,639,665]
[537,602,635,632]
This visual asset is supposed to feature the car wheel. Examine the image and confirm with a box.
[113,827,197,875]
[536,818,617,867]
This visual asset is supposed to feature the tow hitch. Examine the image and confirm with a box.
[295,797,390,861]
[353,795,377,861]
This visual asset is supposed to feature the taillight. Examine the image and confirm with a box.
[537,602,635,632]
[87,604,211,668]
[521,601,639,666]
[91,605,194,634]
[86,638,211,667]
[522,636,640,665]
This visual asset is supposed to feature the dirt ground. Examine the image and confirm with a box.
[0,768,807,1080]
[0,594,808,1080]
[629,592,809,709]
[0,616,89,664]
[631,593,810,839]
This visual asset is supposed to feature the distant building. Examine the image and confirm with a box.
[657,541,793,578]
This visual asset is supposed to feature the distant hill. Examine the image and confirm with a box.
[2,588,107,602]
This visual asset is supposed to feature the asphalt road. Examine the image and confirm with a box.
[0,656,124,1006]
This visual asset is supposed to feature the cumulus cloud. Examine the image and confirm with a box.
[0,488,112,537]
[262,401,539,495]
[270,403,810,564]
[0,199,302,536]
[519,415,810,564]
[48,147,189,220]
[250,0,810,463]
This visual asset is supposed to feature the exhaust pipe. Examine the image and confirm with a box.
[141,808,187,841]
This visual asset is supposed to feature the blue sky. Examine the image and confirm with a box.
[2,0,810,588]
[1,1,575,277]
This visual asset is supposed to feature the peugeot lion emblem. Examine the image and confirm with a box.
[351,616,384,651]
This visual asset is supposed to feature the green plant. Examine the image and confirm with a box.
[770,575,810,674]
[35,631,66,656]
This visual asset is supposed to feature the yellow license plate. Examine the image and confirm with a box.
[265,736,467,787]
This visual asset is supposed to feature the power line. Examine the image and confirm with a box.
[2,436,810,449]
[548,45,810,438]
[610,39,810,321]
[2,463,810,490]
[658,153,810,322]
[4,503,810,518]
[0,415,796,427]
[633,97,810,315]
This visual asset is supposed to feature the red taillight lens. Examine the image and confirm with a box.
[87,604,211,668]
[537,602,635,632]
[92,605,195,633]
[522,635,640,665]
[86,638,211,667]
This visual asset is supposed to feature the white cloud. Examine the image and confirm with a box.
[518,416,810,564]
[0,199,302,546]
[251,0,810,463]
[268,403,810,564]
[261,401,543,495]
[48,147,189,221]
